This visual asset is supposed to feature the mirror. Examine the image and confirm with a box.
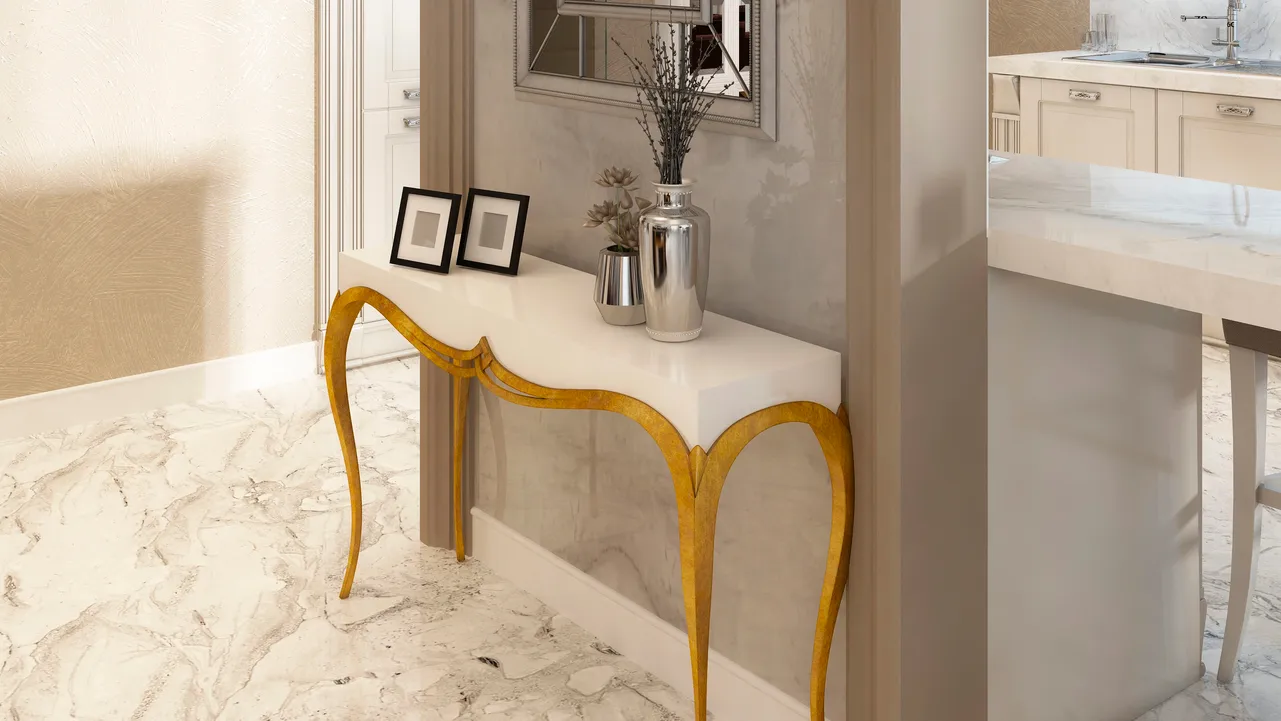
[515,0,775,139]
[557,0,713,25]
[529,0,754,100]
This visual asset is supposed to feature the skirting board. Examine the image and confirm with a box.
[0,341,318,441]
[470,509,820,721]
[315,317,417,372]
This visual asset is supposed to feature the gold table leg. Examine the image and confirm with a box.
[324,287,854,721]
[452,373,470,562]
[324,291,364,600]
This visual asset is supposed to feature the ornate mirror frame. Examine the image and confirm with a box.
[514,0,777,141]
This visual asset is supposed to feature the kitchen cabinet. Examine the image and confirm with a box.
[988,52,1281,342]
[1019,78,1156,172]
[1157,91,1281,191]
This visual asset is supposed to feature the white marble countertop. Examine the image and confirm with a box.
[339,247,842,447]
[989,154,1281,330]
[989,51,1281,100]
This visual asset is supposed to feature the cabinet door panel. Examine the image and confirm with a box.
[363,0,421,110]
[361,107,421,324]
[1040,107,1134,168]
[1020,78,1156,172]
[1159,91,1281,191]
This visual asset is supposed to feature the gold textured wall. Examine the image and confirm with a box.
[990,0,1089,56]
[0,1,315,401]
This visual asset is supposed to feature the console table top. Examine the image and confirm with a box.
[339,246,842,447]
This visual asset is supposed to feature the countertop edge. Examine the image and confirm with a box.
[989,51,1281,101]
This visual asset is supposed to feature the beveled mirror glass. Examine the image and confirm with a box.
[515,0,776,140]
[557,0,713,24]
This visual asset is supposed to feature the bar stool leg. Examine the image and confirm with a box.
[1219,345,1268,683]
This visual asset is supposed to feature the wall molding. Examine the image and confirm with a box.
[470,509,821,721]
[315,0,360,364]
[418,0,474,550]
[0,342,317,441]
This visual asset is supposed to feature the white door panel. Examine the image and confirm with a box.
[363,0,421,110]
[361,107,421,325]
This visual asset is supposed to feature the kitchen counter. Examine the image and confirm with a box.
[990,50,1281,100]
[982,152,1281,721]
[989,153,1281,330]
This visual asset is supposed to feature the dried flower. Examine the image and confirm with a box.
[616,28,726,184]
[595,167,639,189]
[584,167,648,251]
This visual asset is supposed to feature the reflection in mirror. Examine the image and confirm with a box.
[557,0,712,24]
[530,0,753,100]
[576,0,694,5]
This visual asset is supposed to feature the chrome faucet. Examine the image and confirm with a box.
[1182,0,1246,65]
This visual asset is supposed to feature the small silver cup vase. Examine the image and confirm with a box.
[638,182,711,342]
[594,247,646,326]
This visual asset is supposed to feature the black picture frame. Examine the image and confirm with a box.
[456,188,530,276]
[389,187,463,274]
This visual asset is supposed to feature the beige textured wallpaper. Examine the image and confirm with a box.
[990,0,1089,56]
[0,1,315,401]
[475,0,847,713]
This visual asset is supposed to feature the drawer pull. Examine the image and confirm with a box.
[403,88,420,100]
[1217,103,1255,118]
[403,116,421,129]
[1068,89,1100,101]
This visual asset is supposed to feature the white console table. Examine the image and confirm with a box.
[325,247,853,721]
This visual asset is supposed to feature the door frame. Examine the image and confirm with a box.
[316,0,423,371]
[315,0,362,370]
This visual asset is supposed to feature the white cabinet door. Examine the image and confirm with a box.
[363,0,421,110]
[359,106,421,336]
[362,107,422,252]
[1020,78,1156,172]
[1157,90,1281,191]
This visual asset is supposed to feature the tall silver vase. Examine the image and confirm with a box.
[638,182,712,342]
[593,246,646,326]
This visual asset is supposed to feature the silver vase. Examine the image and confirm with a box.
[638,182,712,342]
[594,246,646,326]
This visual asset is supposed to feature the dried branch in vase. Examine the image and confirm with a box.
[616,27,727,185]
[583,166,653,252]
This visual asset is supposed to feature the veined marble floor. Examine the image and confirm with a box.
[0,359,689,721]
[3,347,1281,720]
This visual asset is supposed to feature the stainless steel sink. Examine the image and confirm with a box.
[1067,51,1281,76]
[1068,51,1214,67]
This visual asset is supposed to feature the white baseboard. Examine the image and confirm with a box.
[470,509,816,721]
[315,318,417,372]
[0,341,318,441]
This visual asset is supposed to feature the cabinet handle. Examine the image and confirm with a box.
[403,88,420,100]
[403,116,420,129]
[1068,89,1100,101]
[1217,103,1255,118]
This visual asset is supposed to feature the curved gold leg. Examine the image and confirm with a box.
[452,373,471,562]
[699,402,854,721]
[673,447,714,721]
[324,292,365,600]
[326,287,478,598]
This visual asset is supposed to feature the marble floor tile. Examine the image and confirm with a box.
[5,347,1281,720]
[0,359,688,721]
